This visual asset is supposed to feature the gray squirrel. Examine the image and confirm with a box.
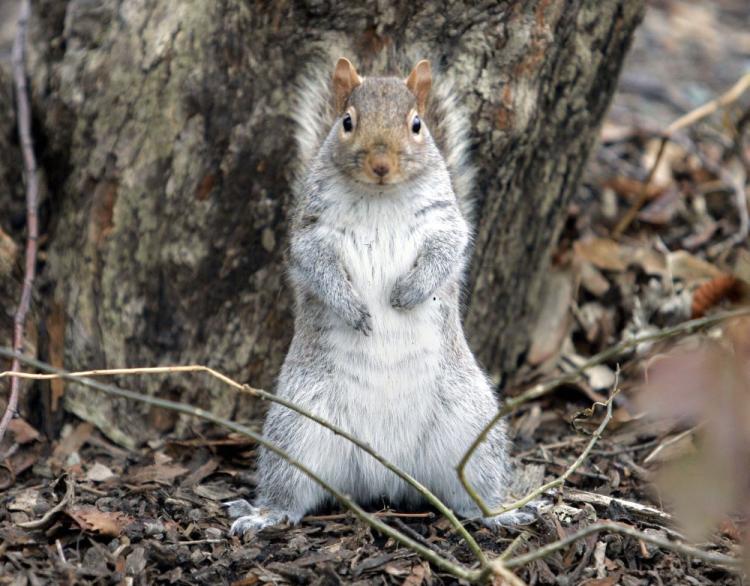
[227,57,526,534]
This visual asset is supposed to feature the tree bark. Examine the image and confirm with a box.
[0,68,26,355]
[24,0,644,447]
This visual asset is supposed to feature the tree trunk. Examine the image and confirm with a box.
[24,0,644,447]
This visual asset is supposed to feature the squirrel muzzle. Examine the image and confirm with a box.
[364,146,400,184]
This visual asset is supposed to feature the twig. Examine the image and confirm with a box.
[486,562,528,586]
[555,489,673,525]
[17,475,74,529]
[613,137,668,237]
[499,531,530,561]
[0,366,485,563]
[0,349,482,582]
[392,517,462,565]
[457,307,750,516]
[590,437,661,456]
[55,539,67,564]
[503,521,740,571]
[0,0,39,444]
[614,71,750,236]
[465,374,619,519]
[642,423,705,467]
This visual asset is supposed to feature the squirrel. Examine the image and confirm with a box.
[226,56,531,534]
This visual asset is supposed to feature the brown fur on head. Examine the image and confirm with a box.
[330,58,434,186]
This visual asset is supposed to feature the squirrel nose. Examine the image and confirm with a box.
[368,153,391,179]
[372,163,390,177]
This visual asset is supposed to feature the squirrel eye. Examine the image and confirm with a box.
[342,113,353,132]
[411,115,421,134]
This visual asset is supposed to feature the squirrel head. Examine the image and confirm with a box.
[329,57,434,187]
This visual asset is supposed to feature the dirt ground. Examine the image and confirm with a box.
[2,0,750,584]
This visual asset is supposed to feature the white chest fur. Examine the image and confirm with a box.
[318,184,445,398]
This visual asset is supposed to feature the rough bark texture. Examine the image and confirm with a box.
[0,68,24,245]
[24,0,644,447]
[0,66,40,423]
[0,68,24,352]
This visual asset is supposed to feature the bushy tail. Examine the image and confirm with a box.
[291,50,476,223]
[292,57,335,180]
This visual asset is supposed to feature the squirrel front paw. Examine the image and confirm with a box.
[390,276,427,310]
[351,305,373,335]
[341,300,372,335]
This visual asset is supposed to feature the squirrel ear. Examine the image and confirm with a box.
[405,60,432,114]
[333,57,363,113]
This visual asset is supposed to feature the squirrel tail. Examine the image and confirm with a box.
[292,58,335,181]
[425,76,476,224]
[291,52,476,223]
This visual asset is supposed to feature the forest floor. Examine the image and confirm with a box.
[2,0,750,584]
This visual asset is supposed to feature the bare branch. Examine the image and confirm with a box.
[0,348,482,582]
[17,475,74,529]
[499,531,531,561]
[0,0,39,444]
[457,307,750,517]
[503,521,740,571]
[0,364,486,563]
[505,383,618,516]
[557,489,673,526]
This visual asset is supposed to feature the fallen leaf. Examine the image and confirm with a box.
[528,268,575,366]
[181,458,219,488]
[575,237,629,272]
[8,418,40,444]
[66,505,134,537]
[667,250,724,283]
[402,562,430,586]
[603,176,665,202]
[632,247,667,276]
[383,561,410,578]
[719,517,742,541]
[86,462,115,482]
[128,463,188,485]
[51,422,94,471]
[8,488,44,513]
[579,262,611,297]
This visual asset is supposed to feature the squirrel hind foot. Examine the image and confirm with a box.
[481,499,549,529]
[224,499,303,535]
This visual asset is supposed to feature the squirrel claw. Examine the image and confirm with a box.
[354,311,373,336]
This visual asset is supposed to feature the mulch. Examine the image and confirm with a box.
[2,0,750,584]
